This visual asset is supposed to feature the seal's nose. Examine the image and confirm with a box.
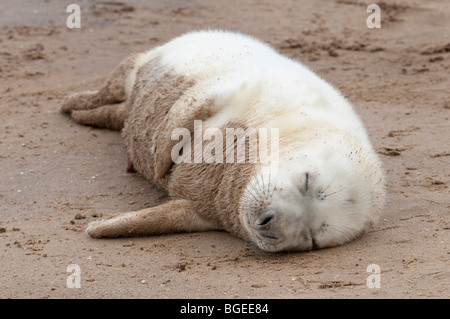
[250,212,284,243]
[255,214,279,240]
[256,214,274,228]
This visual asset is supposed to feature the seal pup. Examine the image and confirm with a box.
[61,30,385,252]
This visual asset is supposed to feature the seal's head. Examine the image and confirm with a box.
[240,133,385,252]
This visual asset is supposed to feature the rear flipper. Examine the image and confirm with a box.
[71,102,127,131]
[86,199,219,238]
[61,53,138,118]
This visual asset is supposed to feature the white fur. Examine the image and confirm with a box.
[135,30,371,147]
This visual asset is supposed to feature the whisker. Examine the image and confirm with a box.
[267,171,278,198]
[244,187,259,201]
[254,171,263,193]
[242,165,278,210]
[324,173,337,192]
[241,172,260,195]
[247,180,261,199]
[325,186,345,197]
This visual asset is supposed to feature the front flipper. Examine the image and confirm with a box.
[85,199,219,238]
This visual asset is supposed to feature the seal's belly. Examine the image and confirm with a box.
[123,58,195,189]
